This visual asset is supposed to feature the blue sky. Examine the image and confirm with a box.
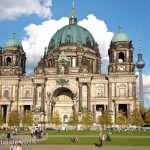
[0,0,150,107]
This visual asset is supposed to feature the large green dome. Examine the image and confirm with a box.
[111,32,131,43]
[48,24,97,51]
[4,37,23,49]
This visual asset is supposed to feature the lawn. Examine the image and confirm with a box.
[37,137,150,146]
[43,130,150,136]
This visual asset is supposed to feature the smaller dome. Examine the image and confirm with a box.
[111,32,131,43]
[4,37,23,49]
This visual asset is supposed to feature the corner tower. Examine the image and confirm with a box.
[0,33,26,76]
[108,26,135,74]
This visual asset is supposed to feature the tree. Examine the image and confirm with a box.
[144,107,150,125]
[22,111,33,127]
[0,113,3,126]
[116,110,127,129]
[68,112,79,128]
[51,111,62,129]
[82,111,92,129]
[8,110,20,127]
[140,107,147,120]
[99,110,112,128]
[130,108,144,127]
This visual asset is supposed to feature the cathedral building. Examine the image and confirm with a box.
[0,7,140,126]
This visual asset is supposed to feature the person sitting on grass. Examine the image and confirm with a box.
[106,134,111,141]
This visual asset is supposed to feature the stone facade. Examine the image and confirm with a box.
[0,9,140,127]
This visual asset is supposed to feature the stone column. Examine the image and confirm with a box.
[41,84,45,112]
[87,82,91,111]
[114,83,116,97]
[33,84,37,112]
[127,104,131,125]
[30,105,33,112]
[132,82,136,98]
[128,83,130,97]
[79,83,83,112]
[0,85,2,98]
[15,84,19,111]
[92,105,96,123]
[108,83,112,111]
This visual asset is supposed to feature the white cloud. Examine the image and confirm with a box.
[0,0,52,20]
[136,73,150,107]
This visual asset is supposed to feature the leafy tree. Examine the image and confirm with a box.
[144,107,150,125]
[116,110,127,129]
[8,110,20,127]
[0,113,3,126]
[130,108,144,127]
[68,112,79,128]
[22,111,33,127]
[99,110,112,128]
[82,111,92,129]
[140,107,147,120]
[51,111,62,129]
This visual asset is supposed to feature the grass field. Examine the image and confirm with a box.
[37,137,150,146]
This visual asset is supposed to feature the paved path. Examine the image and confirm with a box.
[1,145,150,150]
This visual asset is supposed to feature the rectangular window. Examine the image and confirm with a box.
[72,57,76,67]
[25,90,30,98]
[119,88,125,96]
[4,90,9,98]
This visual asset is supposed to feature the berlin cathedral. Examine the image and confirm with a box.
[0,6,140,127]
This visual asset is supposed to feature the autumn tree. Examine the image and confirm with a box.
[140,107,147,120]
[68,112,79,128]
[130,108,144,127]
[144,107,150,125]
[22,111,33,127]
[116,110,127,129]
[0,113,3,126]
[8,110,20,127]
[99,110,112,128]
[51,111,62,129]
[82,111,92,130]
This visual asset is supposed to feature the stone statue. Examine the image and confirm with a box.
[61,65,65,74]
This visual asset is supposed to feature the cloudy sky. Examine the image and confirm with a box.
[0,0,150,107]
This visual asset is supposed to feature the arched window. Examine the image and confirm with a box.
[118,52,125,62]
[6,57,11,66]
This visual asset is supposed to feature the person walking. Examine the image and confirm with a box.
[98,132,103,147]
[7,132,11,140]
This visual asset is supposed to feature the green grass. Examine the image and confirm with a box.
[37,137,150,146]
[43,130,150,136]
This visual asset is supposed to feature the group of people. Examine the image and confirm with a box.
[98,132,111,147]
[31,129,43,139]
